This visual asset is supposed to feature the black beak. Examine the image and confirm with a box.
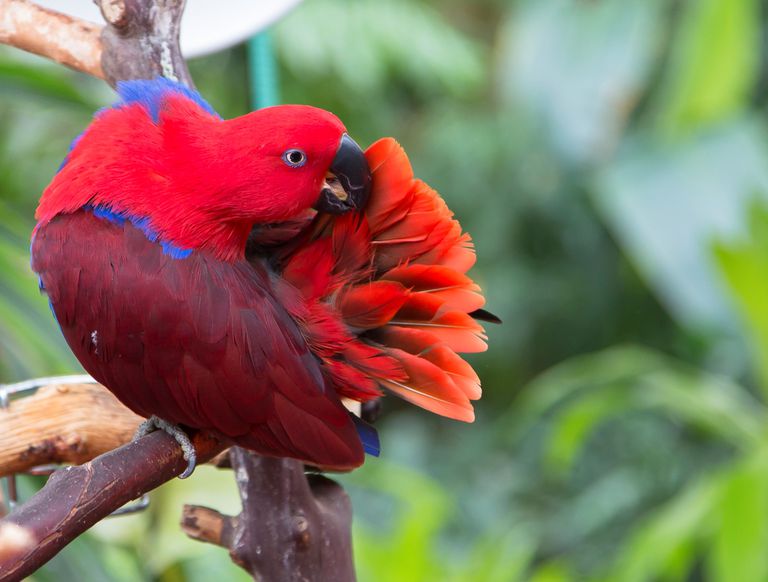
[315,134,371,214]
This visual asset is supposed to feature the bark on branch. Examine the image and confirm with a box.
[98,0,193,87]
[0,0,192,88]
[0,430,227,581]
[0,0,104,78]
[0,383,143,478]
[181,451,356,581]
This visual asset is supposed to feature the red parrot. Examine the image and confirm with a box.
[31,78,492,475]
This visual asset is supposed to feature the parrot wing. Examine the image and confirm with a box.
[279,138,490,424]
[31,209,365,470]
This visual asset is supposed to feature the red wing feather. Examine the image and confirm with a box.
[381,264,485,313]
[368,175,477,274]
[331,214,373,278]
[282,238,336,299]
[379,348,475,422]
[32,211,364,470]
[374,326,481,400]
[388,293,488,353]
[364,139,415,234]
[338,281,409,329]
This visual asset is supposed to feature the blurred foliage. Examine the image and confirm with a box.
[3,0,768,580]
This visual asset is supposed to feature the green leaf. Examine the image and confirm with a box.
[274,0,485,100]
[0,49,105,110]
[656,0,759,134]
[504,345,764,473]
[714,202,768,396]
[346,461,450,582]
[607,444,768,582]
[451,529,538,582]
[607,476,719,582]
[708,448,768,582]
[593,119,768,332]
[528,562,573,582]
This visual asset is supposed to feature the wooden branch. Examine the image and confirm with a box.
[99,0,193,88]
[0,383,356,581]
[180,505,236,547]
[0,0,192,89]
[0,383,142,478]
[0,429,227,581]
[0,0,104,77]
[181,451,356,581]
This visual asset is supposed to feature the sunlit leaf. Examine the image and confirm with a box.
[528,562,573,582]
[655,0,759,134]
[708,448,768,582]
[714,202,768,396]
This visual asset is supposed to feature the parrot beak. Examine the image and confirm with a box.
[316,134,371,214]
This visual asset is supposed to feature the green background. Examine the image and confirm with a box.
[2,0,768,580]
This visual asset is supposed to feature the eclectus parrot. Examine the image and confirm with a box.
[31,78,492,475]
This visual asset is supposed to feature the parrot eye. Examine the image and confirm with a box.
[282,149,306,168]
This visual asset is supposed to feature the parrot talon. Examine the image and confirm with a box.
[134,416,197,479]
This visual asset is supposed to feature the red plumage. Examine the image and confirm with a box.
[275,138,487,424]
[37,92,346,262]
[31,79,489,470]
[33,211,364,467]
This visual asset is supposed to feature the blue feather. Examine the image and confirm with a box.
[352,415,380,457]
[90,205,126,226]
[161,241,193,260]
[116,77,221,123]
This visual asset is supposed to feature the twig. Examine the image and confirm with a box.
[0,0,104,77]
[0,430,227,581]
[0,383,143,478]
[181,451,356,581]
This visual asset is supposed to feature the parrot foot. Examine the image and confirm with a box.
[134,416,197,479]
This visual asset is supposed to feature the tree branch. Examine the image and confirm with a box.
[0,383,143,478]
[181,451,356,582]
[0,0,104,78]
[99,0,193,87]
[0,0,192,89]
[0,429,227,581]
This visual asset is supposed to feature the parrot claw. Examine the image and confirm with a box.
[134,416,197,479]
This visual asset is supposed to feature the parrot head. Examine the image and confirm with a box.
[219,105,371,218]
[36,79,371,260]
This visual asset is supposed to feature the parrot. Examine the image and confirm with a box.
[31,78,493,476]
